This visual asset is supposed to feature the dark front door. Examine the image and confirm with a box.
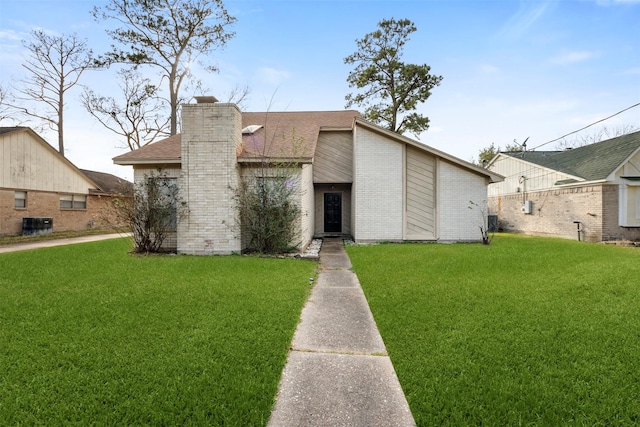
[324,193,342,233]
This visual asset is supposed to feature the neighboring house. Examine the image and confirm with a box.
[113,97,503,255]
[487,130,640,242]
[0,127,132,236]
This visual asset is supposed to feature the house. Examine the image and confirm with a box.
[0,127,132,236]
[113,97,503,254]
[487,130,640,242]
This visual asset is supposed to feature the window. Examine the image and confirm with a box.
[15,191,26,208]
[149,177,178,231]
[60,194,87,210]
[74,195,87,209]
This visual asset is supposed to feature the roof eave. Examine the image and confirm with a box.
[113,158,181,166]
[555,178,607,188]
[238,156,313,165]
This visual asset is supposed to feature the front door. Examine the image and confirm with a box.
[324,193,342,233]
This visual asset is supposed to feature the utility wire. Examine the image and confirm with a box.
[529,101,640,151]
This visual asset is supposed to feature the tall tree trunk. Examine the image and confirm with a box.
[58,77,65,156]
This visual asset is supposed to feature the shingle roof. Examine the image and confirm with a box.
[80,169,133,195]
[505,130,640,181]
[113,111,360,164]
[113,134,182,164]
[240,111,359,160]
[0,127,28,136]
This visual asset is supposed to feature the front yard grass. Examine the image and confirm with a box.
[0,238,315,425]
[347,234,640,426]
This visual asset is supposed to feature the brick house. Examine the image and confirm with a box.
[113,97,503,254]
[487,130,640,242]
[0,127,132,236]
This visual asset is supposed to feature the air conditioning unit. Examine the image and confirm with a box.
[522,200,533,214]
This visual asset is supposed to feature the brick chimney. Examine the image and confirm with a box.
[178,96,241,254]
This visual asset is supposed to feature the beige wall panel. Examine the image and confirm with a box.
[405,146,436,239]
[1,131,95,193]
[313,131,353,183]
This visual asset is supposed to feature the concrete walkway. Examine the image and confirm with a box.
[268,238,415,426]
[0,233,130,254]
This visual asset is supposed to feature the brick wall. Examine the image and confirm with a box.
[602,185,640,241]
[488,185,604,241]
[178,101,241,255]
[0,188,125,236]
[352,126,403,242]
[438,160,488,242]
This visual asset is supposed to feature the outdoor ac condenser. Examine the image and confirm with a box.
[522,200,533,214]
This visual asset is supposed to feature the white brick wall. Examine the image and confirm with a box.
[178,102,242,255]
[438,160,488,242]
[353,126,403,241]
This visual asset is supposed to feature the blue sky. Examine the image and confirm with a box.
[1,0,639,180]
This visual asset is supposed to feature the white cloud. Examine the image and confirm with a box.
[497,0,553,40]
[256,67,291,85]
[621,67,640,75]
[479,64,500,74]
[550,50,598,65]
[595,0,640,5]
[0,29,21,42]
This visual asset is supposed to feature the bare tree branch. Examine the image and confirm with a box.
[93,0,236,135]
[82,69,170,151]
[7,30,95,156]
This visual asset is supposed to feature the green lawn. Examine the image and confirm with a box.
[347,235,640,426]
[0,239,316,425]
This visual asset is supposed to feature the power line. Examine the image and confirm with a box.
[529,101,640,151]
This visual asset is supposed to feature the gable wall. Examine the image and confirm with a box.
[488,155,576,196]
[352,126,403,241]
[1,131,95,193]
[616,150,640,178]
[438,160,488,242]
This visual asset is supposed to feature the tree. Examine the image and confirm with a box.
[556,124,637,150]
[344,18,443,137]
[111,170,187,253]
[477,142,500,166]
[475,140,524,166]
[0,85,18,125]
[93,0,236,135]
[8,30,94,156]
[82,69,170,151]
[232,117,305,254]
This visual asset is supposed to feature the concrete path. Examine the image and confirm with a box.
[0,233,130,254]
[268,238,415,426]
